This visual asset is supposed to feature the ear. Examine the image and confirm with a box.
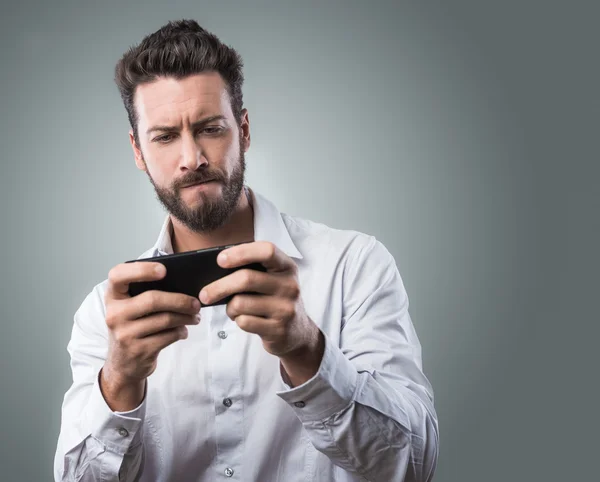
[239,108,251,152]
[129,129,146,171]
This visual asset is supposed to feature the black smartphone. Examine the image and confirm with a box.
[125,242,266,306]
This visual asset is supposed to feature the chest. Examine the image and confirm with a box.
[145,264,344,416]
[138,266,346,479]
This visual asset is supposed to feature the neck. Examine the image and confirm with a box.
[170,187,255,253]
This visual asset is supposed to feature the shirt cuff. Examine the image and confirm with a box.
[83,368,147,456]
[276,331,358,422]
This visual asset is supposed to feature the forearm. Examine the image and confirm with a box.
[277,333,438,482]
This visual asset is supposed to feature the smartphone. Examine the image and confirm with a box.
[125,242,266,306]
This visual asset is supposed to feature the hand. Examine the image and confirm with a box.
[101,261,201,411]
[199,241,324,386]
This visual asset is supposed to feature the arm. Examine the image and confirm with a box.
[55,260,199,481]
[277,236,439,482]
[54,286,146,482]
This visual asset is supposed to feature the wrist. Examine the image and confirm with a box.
[99,365,146,412]
[280,328,325,388]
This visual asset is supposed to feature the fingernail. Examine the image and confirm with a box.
[155,264,165,275]
[193,298,201,310]
[200,290,209,304]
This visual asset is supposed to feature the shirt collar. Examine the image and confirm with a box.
[151,186,303,259]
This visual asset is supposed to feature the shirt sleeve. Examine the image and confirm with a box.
[276,236,439,482]
[54,284,147,482]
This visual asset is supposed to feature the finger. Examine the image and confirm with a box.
[129,312,199,338]
[232,314,275,337]
[217,241,296,273]
[124,290,201,320]
[107,261,167,300]
[226,294,290,321]
[201,269,287,305]
[139,325,189,354]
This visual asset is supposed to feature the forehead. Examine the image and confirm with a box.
[134,72,233,125]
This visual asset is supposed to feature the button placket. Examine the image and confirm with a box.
[209,305,243,478]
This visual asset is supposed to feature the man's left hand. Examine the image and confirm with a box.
[199,241,324,386]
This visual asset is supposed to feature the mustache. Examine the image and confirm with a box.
[174,171,224,189]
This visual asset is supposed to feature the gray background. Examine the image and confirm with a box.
[1,1,598,480]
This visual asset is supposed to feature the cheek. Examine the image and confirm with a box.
[143,143,180,178]
[145,157,177,187]
[203,133,240,168]
[223,132,242,163]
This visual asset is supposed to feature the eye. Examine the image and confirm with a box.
[201,126,225,136]
[154,133,176,143]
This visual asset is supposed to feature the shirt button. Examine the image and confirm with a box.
[223,397,233,408]
[225,467,234,477]
[294,401,306,408]
[218,330,228,339]
[118,427,129,437]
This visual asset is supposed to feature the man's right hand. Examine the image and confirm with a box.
[100,261,201,411]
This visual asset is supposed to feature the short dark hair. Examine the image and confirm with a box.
[114,19,245,145]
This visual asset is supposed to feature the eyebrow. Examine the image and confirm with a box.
[146,115,227,135]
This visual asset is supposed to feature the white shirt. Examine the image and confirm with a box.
[54,187,439,482]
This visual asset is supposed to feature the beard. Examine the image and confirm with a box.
[144,141,246,233]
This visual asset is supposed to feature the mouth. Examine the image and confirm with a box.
[183,179,216,188]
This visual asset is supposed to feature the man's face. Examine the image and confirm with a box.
[129,72,250,233]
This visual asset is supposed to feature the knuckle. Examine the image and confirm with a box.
[266,242,276,258]
[104,305,120,329]
[236,315,249,330]
[107,265,119,285]
[229,295,244,313]
[286,280,300,300]
[240,269,253,286]
[161,312,178,329]
[105,313,117,329]
[225,304,237,322]
[271,320,286,338]
[281,303,296,320]
[144,291,160,313]
[113,329,132,346]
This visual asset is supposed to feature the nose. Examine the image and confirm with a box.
[179,132,208,171]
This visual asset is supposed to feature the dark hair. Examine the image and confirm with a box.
[114,19,245,145]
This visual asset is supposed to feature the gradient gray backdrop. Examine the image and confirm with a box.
[1,1,598,481]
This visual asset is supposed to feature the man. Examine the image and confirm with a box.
[54,19,438,482]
